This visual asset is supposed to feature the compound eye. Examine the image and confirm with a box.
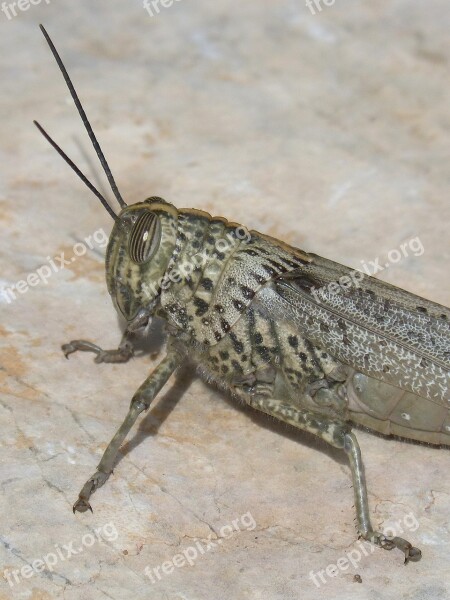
[128,211,161,264]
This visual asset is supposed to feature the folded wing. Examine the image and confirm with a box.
[258,253,450,403]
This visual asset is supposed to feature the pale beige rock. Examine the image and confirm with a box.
[0,1,449,599]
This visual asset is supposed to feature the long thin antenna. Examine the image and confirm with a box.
[72,135,111,201]
[34,120,118,221]
[39,24,127,209]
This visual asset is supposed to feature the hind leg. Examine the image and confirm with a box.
[246,395,421,563]
[343,431,421,563]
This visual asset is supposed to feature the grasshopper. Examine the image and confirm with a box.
[35,25,450,564]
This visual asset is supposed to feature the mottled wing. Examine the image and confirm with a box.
[258,253,450,402]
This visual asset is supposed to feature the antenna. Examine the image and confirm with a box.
[34,120,118,221]
[38,24,127,210]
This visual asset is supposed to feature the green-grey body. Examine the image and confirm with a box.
[105,197,450,448]
[37,26,449,562]
[61,196,448,564]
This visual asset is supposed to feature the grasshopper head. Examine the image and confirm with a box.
[105,197,179,322]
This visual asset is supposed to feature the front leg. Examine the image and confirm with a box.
[246,395,421,563]
[62,330,134,364]
[73,346,185,513]
[62,307,152,364]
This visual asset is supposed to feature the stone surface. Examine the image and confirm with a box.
[1,1,449,599]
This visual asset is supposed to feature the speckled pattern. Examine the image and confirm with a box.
[1,1,450,599]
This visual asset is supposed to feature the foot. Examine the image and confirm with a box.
[73,498,93,514]
[359,530,422,564]
[62,339,134,363]
[72,470,111,514]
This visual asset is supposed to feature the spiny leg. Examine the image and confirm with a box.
[62,331,134,364]
[73,347,184,513]
[246,396,421,563]
[343,432,421,564]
